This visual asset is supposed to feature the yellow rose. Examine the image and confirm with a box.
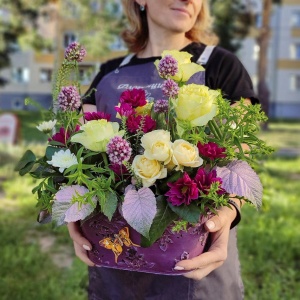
[141,130,173,164]
[172,139,203,170]
[132,155,167,187]
[175,84,219,127]
[71,119,124,152]
[155,50,204,82]
[135,101,153,116]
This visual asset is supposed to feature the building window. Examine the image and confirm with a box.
[290,75,300,91]
[64,32,77,48]
[290,44,300,59]
[12,68,29,83]
[40,69,52,82]
[79,66,94,85]
[291,11,300,27]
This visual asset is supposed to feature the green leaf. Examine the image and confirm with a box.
[168,202,201,223]
[15,150,36,172]
[19,161,36,176]
[102,192,118,221]
[141,196,177,247]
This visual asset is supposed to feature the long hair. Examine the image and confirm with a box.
[121,0,218,53]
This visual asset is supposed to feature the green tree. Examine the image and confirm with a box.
[211,0,253,53]
[63,0,124,59]
[0,0,50,84]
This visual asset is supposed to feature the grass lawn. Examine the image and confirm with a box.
[0,112,299,300]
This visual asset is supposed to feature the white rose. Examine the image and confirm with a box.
[141,130,173,164]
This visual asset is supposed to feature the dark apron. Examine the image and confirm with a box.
[89,58,244,300]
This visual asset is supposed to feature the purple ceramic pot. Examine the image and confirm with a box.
[81,212,209,275]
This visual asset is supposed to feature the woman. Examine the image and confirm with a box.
[68,1,257,299]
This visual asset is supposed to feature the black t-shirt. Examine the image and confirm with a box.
[83,42,258,106]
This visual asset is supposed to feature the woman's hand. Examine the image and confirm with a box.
[67,221,95,266]
[174,204,237,280]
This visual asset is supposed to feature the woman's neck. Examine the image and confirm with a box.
[137,34,192,58]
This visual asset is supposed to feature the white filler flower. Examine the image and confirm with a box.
[36,120,57,133]
[47,149,78,173]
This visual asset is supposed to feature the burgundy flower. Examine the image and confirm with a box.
[106,136,132,165]
[126,115,156,133]
[162,79,179,98]
[194,168,225,195]
[120,89,147,108]
[57,86,81,111]
[153,99,169,113]
[115,103,134,117]
[165,172,199,206]
[49,126,80,146]
[84,111,111,121]
[109,163,130,180]
[197,142,227,160]
[158,55,178,78]
[64,42,87,62]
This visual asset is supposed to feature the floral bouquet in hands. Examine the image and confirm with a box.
[16,44,273,274]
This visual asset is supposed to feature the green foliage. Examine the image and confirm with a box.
[211,0,253,53]
[0,0,50,74]
[63,0,124,58]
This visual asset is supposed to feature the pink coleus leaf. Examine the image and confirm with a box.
[52,185,97,225]
[122,187,157,239]
[215,160,263,208]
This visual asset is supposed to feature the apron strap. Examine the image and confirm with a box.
[114,53,135,73]
[196,45,215,65]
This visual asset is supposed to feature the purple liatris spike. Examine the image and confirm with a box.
[162,79,179,98]
[154,99,169,113]
[106,136,132,165]
[58,86,81,111]
[158,55,178,78]
[64,41,87,62]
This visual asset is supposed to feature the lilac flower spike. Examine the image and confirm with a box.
[64,41,87,62]
[107,136,132,165]
[154,99,169,113]
[58,86,81,111]
[162,79,179,98]
[158,55,178,78]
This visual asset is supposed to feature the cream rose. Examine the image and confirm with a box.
[71,119,124,152]
[141,130,173,164]
[175,84,219,127]
[172,139,203,170]
[132,155,167,187]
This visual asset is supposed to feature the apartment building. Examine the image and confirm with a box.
[238,0,300,119]
[0,1,126,111]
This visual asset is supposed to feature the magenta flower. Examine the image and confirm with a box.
[109,163,130,180]
[64,42,87,62]
[162,79,179,98]
[115,103,134,117]
[126,115,156,133]
[194,168,225,195]
[166,172,199,206]
[158,55,178,78]
[49,126,80,145]
[106,136,132,165]
[197,142,227,160]
[120,89,147,108]
[153,99,169,113]
[84,111,111,121]
[58,86,81,111]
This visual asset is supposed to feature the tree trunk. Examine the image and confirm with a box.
[257,0,272,130]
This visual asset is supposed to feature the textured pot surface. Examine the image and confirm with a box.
[81,212,209,275]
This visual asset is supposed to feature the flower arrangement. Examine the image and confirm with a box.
[16,43,273,251]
